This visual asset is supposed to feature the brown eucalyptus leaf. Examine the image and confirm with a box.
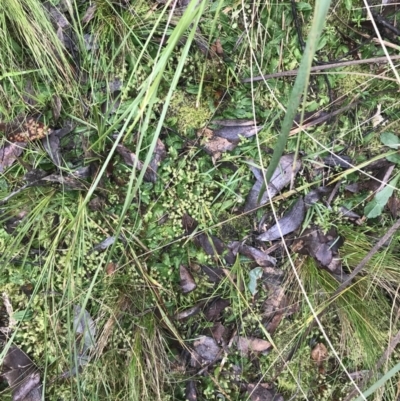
[245,154,302,211]
[257,198,305,241]
[180,265,197,294]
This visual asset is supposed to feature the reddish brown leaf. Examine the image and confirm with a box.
[235,336,272,356]
[210,38,224,57]
[311,343,328,367]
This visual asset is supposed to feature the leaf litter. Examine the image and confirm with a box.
[244,153,302,211]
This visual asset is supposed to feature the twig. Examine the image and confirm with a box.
[343,329,400,401]
[332,217,400,296]
[242,55,400,83]
[289,101,358,135]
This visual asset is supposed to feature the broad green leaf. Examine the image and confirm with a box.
[344,0,353,11]
[364,175,399,218]
[248,267,263,296]
[296,2,313,11]
[386,153,400,164]
[381,132,400,149]
[13,309,33,321]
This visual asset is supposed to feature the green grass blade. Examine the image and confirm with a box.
[264,1,332,183]
[353,362,400,401]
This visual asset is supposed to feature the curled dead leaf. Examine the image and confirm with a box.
[235,336,272,356]
[311,343,328,367]
[245,154,302,211]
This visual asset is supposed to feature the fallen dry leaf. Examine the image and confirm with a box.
[247,383,284,401]
[235,336,272,356]
[311,343,328,366]
[180,265,197,294]
[257,197,305,241]
[1,346,42,401]
[198,123,261,163]
[210,38,224,57]
[116,138,166,182]
[203,298,230,321]
[245,154,302,212]
[191,335,221,367]
[185,380,198,401]
[228,242,276,267]
[0,142,26,172]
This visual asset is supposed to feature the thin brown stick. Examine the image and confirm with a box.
[242,55,400,83]
[333,217,400,296]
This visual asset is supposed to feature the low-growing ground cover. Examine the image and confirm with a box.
[1,1,400,400]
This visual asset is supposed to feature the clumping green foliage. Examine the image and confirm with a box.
[167,92,213,134]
